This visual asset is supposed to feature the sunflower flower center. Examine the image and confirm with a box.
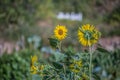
[58,29,63,35]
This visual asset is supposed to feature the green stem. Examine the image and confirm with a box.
[89,46,92,80]
[58,41,62,52]
[63,64,66,78]
[75,73,77,80]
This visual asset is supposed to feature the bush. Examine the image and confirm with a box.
[93,48,120,80]
[0,49,36,80]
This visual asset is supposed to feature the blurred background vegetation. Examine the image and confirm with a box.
[0,0,120,40]
[0,0,120,80]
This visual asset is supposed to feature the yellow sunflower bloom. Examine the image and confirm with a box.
[69,60,82,73]
[54,25,67,40]
[78,24,101,46]
[31,55,38,65]
[31,65,38,74]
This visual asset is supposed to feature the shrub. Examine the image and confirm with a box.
[0,49,35,80]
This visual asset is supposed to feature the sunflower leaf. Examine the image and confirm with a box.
[48,38,60,48]
[96,47,110,53]
[52,61,63,69]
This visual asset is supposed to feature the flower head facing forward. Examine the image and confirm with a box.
[78,24,101,46]
[54,25,67,40]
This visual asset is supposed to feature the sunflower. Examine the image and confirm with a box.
[30,55,38,74]
[31,65,38,74]
[31,55,38,65]
[54,25,67,40]
[78,24,101,46]
[69,60,82,73]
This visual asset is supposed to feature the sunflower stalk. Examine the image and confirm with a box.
[87,34,93,80]
[58,41,62,52]
[89,46,92,80]
[75,74,77,80]
[63,64,66,79]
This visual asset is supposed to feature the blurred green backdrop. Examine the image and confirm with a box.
[0,0,120,40]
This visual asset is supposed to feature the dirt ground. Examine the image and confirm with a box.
[0,36,120,55]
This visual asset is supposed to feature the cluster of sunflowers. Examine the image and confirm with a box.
[30,55,45,75]
[54,24,100,46]
[30,24,101,80]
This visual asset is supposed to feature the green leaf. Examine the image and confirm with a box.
[52,61,63,69]
[93,73,101,80]
[32,74,41,80]
[53,52,66,62]
[96,47,110,53]
[48,38,60,48]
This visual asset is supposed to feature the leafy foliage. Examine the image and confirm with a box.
[93,48,120,80]
[0,0,36,39]
[0,49,35,80]
[0,0,34,28]
[105,5,120,27]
